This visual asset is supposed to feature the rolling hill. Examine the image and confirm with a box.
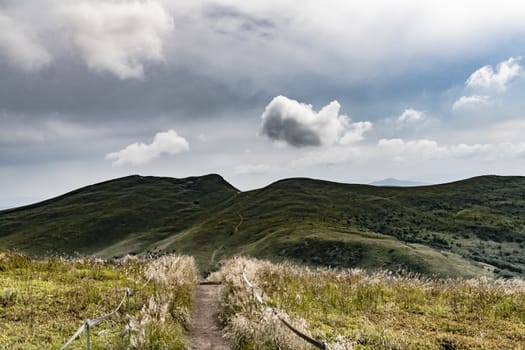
[1,174,524,278]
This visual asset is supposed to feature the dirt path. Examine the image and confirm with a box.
[234,212,243,233]
[189,283,230,350]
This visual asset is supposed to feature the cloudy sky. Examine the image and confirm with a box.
[2,0,525,208]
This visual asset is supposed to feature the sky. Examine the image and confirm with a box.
[1,0,525,208]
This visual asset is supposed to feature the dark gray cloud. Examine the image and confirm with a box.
[0,61,267,120]
[261,114,321,147]
[259,95,373,147]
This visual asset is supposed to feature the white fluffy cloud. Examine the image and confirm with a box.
[378,138,525,161]
[396,108,424,124]
[106,129,189,166]
[378,139,447,161]
[0,0,173,78]
[339,121,373,144]
[60,0,173,79]
[465,57,523,91]
[0,13,51,71]
[292,136,525,169]
[452,57,522,111]
[259,95,372,147]
[452,95,490,110]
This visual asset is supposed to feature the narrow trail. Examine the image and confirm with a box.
[189,284,230,350]
[234,212,244,233]
[209,245,223,266]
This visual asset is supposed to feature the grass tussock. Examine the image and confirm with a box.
[213,257,525,350]
[0,250,198,349]
[130,255,198,349]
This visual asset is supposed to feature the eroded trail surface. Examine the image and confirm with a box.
[189,283,230,350]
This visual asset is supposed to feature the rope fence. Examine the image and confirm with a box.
[60,275,153,350]
[241,267,329,350]
[61,263,329,349]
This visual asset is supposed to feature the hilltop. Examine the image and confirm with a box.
[1,174,524,278]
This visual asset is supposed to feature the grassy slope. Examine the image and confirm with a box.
[1,174,525,278]
[0,251,197,349]
[0,174,238,257]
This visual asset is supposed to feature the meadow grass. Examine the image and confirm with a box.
[214,257,525,350]
[0,250,197,349]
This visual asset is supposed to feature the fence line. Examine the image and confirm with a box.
[241,267,329,350]
[60,275,153,350]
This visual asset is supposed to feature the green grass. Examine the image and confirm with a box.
[1,174,525,278]
[0,250,197,349]
[216,257,525,350]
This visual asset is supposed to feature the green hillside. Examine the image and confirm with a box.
[0,174,238,257]
[1,174,524,278]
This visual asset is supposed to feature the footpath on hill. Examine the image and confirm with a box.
[189,283,230,350]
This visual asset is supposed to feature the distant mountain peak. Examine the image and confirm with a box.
[369,178,427,187]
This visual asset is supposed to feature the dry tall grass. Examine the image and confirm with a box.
[213,257,525,350]
[210,257,353,350]
[129,255,198,349]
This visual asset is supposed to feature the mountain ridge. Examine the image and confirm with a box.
[1,174,524,278]
[0,173,237,214]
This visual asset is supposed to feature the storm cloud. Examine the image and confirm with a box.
[259,95,372,147]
